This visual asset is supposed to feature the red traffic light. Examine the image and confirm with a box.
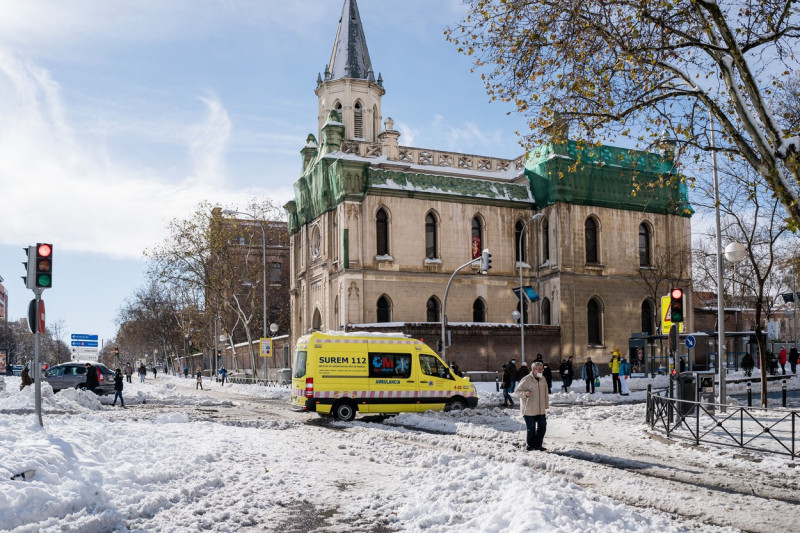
[37,243,52,257]
[670,288,683,300]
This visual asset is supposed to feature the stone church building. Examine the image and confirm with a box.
[284,0,693,372]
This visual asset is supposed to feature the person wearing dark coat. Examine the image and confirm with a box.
[84,363,100,394]
[20,366,33,390]
[791,347,799,376]
[112,369,126,408]
[582,358,600,394]
[516,362,530,381]
[501,364,514,407]
[542,363,553,394]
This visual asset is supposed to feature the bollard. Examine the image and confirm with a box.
[646,384,652,424]
[495,377,500,392]
[783,380,787,407]
[747,382,752,407]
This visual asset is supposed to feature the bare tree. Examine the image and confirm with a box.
[447,1,800,226]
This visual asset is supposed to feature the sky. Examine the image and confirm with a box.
[1,375,797,531]
[0,0,528,345]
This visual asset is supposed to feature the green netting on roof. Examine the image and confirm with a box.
[524,140,693,217]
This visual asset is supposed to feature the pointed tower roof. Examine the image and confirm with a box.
[327,0,373,80]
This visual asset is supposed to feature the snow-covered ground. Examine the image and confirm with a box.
[1,372,798,532]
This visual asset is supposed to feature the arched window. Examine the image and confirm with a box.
[541,217,550,263]
[639,223,651,267]
[312,308,322,331]
[585,217,599,263]
[311,226,321,259]
[354,101,363,139]
[587,298,603,346]
[425,212,438,259]
[515,300,529,324]
[334,101,342,122]
[376,208,389,256]
[641,300,654,335]
[473,298,486,323]
[373,105,379,141]
[541,298,551,325]
[377,295,392,323]
[426,296,440,322]
[471,216,483,259]
[514,220,526,263]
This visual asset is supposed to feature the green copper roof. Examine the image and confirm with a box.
[524,140,693,217]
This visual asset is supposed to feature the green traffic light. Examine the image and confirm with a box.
[36,274,51,288]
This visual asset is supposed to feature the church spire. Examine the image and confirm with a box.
[327,0,373,80]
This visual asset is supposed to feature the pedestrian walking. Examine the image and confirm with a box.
[501,364,513,407]
[183,366,189,379]
[508,359,518,392]
[112,369,126,408]
[516,361,529,382]
[20,366,32,390]
[791,346,799,376]
[619,357,630,396]
[582,357,599,393]
[124,364,133,383]
[541,362,552,394]
[779,347,787,375]
[218,366,227,386]
[196,370,203,390]
[559,359,570,392]
[513,361,550,451]
[138,364,147,383]
[164,363,168,375]
[609,348,622,394]
[152,366,158,379]
[85,363,99,394]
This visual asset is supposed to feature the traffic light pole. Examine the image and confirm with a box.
[33,288,43,427]
[441,256,482,364]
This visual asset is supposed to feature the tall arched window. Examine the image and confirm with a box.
[639,223,651,267]
[541,298,551,325]
[641,300,654,335]
[376,208,389,256]
[354,101,363,139]
[312,308,322,331]
[585,217,599,263]
[541,217,550,263]
[425,212,438,259]
[514,220,526,263]
[426,296,440,322]
[377,295,392,323]
[473,298,487,322]
[587,298,603,346]
[471,216,483,259]
[373,105,379,141]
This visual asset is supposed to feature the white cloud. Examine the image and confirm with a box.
[0,50,272,260]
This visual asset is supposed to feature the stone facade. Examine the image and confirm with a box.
[284,0,693,373]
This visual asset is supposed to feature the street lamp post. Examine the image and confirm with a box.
[222,209,268,378]
[516,213,543,365]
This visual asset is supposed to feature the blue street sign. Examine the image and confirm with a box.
[71,334,99,341]
[71,341,99,347]
[685,335,696,349]
[512,286,540,303]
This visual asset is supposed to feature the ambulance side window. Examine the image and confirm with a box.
[369,352,412,379]
[419,354,453,380]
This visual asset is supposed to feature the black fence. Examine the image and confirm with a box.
[646,387,799,459]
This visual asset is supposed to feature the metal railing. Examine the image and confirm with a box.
[223,376,290,387]
[646,387,799,459]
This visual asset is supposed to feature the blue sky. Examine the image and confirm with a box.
[0,0,529,344]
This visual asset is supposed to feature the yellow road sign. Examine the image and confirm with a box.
[259,338,273,357]
[661,295,685,334]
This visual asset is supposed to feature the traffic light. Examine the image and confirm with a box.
[480,249,492,274]
[669,288,684,322]
[217,349,222,359]
[34,243,53,288]
[436,339,443,353]
[114,347,120,358]
[22,246,35,289]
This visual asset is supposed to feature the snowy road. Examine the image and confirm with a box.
[3,374,800,532]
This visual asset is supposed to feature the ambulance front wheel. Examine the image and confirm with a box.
[332,400,357,421]
[445,398,467,412]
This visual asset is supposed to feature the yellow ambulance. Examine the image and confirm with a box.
[290,331,478,421]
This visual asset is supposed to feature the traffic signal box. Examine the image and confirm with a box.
[480,249,492,273]
[23,244,53,290]
[670,288,684,323]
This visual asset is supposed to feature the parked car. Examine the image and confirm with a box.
[42,362,115,395]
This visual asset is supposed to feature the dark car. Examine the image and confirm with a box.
[43,362,115,395]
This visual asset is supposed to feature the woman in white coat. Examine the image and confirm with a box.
[513,361,550,451]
